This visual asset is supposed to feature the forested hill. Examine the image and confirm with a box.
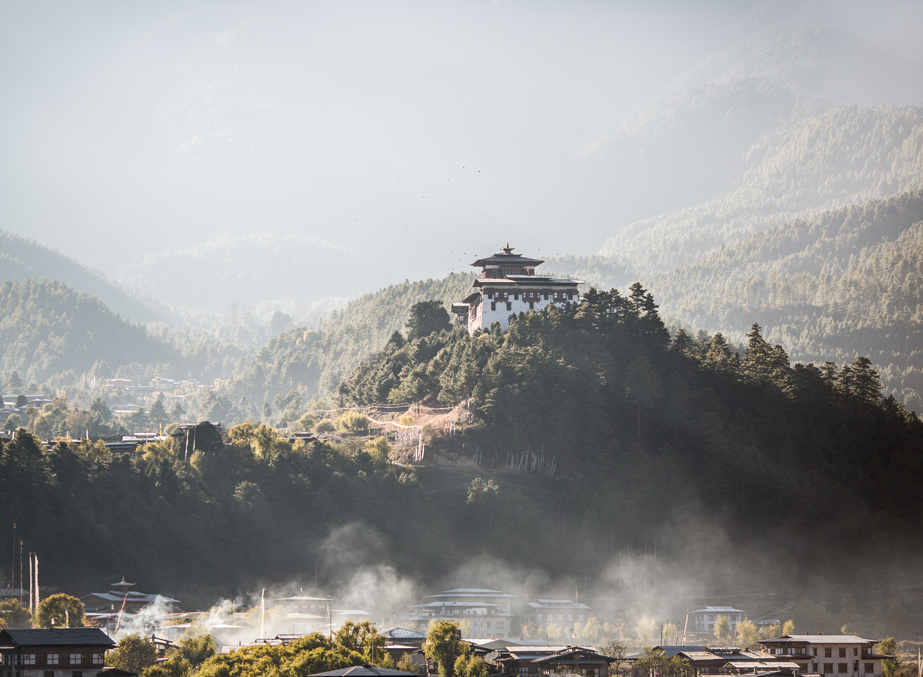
[600,104,923,273]
[0,229,169,323]
[332,287,923,590]
[218,273,476,411]
[5,285,923,609]
[0,279,183,384]
[647,189,923,410]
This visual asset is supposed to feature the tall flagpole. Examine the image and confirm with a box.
[28,552,32,611]
[34,554,39,612]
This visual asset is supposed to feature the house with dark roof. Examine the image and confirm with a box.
[0,628,115,677]
[493,645,614,677]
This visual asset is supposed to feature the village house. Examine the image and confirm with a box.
[0,628,114,677]
[401,589,515,639]
[691,606,747,634]
[451,245,584,333]
[524,599,592,628]
[758,634,894,677]
[493,645,614,677]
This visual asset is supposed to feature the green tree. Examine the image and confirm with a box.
[335,621,386,664]
[33,593,84,628]
[636,617,658,646]
[879,638,899,677]
[177,634,216,667]
[581,616,601,643]
[713,615,732,645]
[0,599,32,628]
[143,652,191,677]
[107,634,158,674]
[736,619,759,649]
[662,621,679,645]
[406,300,451,341]
[7,371,23,393]
[149,399,170,428]
[424,620,467,677]
[90,397,112,420]
[454,653,488,677]
[602,641,627,676]
[397,652,421,674]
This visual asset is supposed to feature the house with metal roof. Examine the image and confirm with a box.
[523,599,592,628]
[691,606,747,634]
[757,635,894,677]
[0,628,114,677]
[451,245,584,333]
[400,589,515,639]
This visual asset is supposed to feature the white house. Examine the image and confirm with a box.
[758,634,894,677]
[691,606,746,633]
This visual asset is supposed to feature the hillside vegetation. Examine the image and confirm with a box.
[648,190,923,409]
[6,285,920,609]
[0,279,252,387]
[217,273,477,415]
[601,104,923,273]
[0,229,168,323]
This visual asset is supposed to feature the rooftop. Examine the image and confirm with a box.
[759,635,876,645]
[0,628,115,647]
[471,245,544,269]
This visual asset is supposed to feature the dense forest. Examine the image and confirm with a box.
[0,279,254,387]
[3,286,922,638]
[649,189,923,409]
[601,104,923,273]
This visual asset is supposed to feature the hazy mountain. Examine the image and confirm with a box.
[676,20,923,107]
[647,189,923,410]
[581,77,800,224]
[0,229,169,323]
[600,104,923,273]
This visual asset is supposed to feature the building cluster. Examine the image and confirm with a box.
[0,576,899,677]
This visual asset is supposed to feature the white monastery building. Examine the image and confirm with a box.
[452,245,584,334]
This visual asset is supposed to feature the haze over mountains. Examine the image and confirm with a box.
[4,1,923,315]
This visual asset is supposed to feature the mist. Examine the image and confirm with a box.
[4,1,923,313]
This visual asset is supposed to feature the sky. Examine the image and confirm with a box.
[2,0,922,298]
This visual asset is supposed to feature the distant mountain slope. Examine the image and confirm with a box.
[0,278,181,384]
[601,104,923,274]
[116,232,365,315]
[647,190,923,408]
[222,272,477,407]
[677,21,923,106]
[581,77,800,225]
[0,229,168,322]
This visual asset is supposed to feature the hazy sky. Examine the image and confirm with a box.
[2,1,922,292]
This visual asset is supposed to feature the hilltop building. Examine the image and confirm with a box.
[452,245,583,334]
